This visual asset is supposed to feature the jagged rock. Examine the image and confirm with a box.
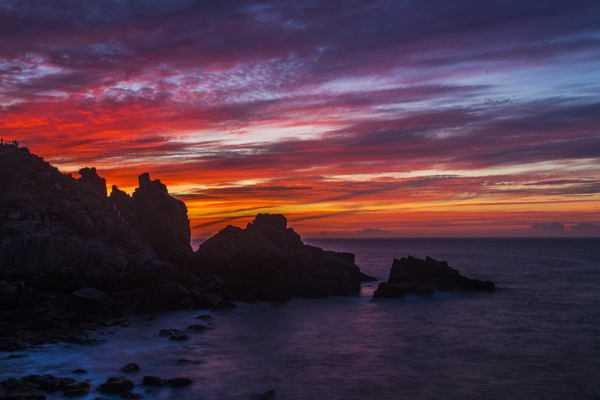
[98,377,135,394]
[373,256,496,299]
[77,167,107,199]
[127,173,192,263]
[194,214,374,299]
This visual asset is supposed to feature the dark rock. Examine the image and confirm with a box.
[63,380,93,397]
[69,287,111,313]
[98,377,135,394]
[159,328,186,338]
[119,363,141,373]
[186,324,209,333]
[372,282,406,299]
[120,391,142,399]
[7,353,28,359]
[142,376,167,387]
[177,359,201,366]
[0,376,46,399]
[0,375,91,399]
[167,378,192,388]
[194,214,374,300]
[71,369,87,374]
[169,334,190,341]
[251,390,276,400]
[373,256,496,299]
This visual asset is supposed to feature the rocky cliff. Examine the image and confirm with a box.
[0,146,187,293]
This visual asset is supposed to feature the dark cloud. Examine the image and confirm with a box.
[571,222,600,235]
[530,222,565,233]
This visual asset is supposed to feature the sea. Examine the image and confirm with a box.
[1,238,599,399]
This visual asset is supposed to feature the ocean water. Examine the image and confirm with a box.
[1,238,599,399]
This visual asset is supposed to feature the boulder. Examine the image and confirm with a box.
[186,324,210,333]
[142,376,167,387]
[98,377,135,394]
[69,287,111,313]
[169,334,190,341]
[119,363,140,373]
[167,378,192,388]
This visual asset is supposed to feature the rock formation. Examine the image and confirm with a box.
[0,145,377,348]
[373,255,495,298]
[194,213,374,300]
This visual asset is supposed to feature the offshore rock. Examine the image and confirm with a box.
[194,213,374,299]
[373,256,496,299]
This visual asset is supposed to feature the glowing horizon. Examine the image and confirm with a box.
[1,1,599,240]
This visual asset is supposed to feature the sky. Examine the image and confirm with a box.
[1,0,599,240]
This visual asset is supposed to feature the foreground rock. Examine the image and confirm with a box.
[373,256,495,298]
[194,214,375,300]
[0,374,92,398]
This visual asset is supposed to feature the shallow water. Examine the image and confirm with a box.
[2,238,599,399]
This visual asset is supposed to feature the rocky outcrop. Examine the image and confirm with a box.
[77,167,107,198]
[0,146,176,292]
[194,213,374,300]
[373,256,495,298]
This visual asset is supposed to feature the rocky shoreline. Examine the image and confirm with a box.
[1,310,281,400]
[1,146,379,350]
[1,144,496,395]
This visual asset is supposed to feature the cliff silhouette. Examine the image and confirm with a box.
[0,145,374,348]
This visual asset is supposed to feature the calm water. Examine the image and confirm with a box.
[1,238,599,399]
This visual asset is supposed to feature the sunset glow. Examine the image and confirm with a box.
[1,1,599,241]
